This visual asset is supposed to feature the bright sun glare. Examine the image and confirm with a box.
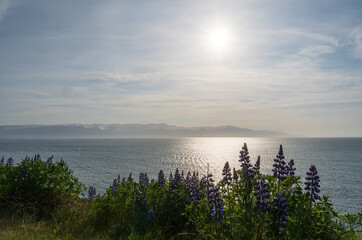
[205,25,232,55]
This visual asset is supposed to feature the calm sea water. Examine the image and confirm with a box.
[0,138,361,213]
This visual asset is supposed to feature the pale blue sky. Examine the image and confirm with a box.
[0,0,361,136]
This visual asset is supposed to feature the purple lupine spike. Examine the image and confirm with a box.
[36,154,41,162]
[232,168,239,181]
[207,184,224,223]
[122,177,126,183]
[273,192,289,235]
[186,175,201,205]
[158,170,165,187]
[117,174,121,182]
[88,186,96,201]
[287,159,296,176]
[111,178,118,194]
[46,155,53,164]
[139,172,149,187]
[172,168,183,185]
[192,171,198,181]
[304,165,320,202]
[0,157,4,166]
[253,156,261,173]
[222,161,232,185]
[24,156,30,164]
[7,157,14,166]
[239,143,254,179]
[254,175,271,212]
[272,145,287,181]
[169,172,173,182]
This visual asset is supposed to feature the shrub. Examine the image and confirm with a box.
[0,155,85,217]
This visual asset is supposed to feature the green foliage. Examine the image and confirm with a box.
[0,157,84,217]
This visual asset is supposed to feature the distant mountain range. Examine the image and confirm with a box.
[0,124,288,139]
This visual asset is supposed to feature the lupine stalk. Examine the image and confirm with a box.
[158,170,165,187]
[254,176,271,212]
[287,159,296,176]
[222,161,232,186]
[273,192,288,235]
[88,186,96,201]
[7,157,14,166]
[305,165,320,204]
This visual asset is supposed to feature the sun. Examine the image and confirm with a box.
[204,25,232,55]
[210,28,229,49]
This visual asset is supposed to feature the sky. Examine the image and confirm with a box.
[0,0,361,137]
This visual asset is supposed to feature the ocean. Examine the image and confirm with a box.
[0,137,361,214]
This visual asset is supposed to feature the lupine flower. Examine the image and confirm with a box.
[148,209,155,222]
[88,186,96,201]
[60,158,65,164]
[186,176,201,204]
[21,166,29,181]
[272,145,287,181]
[6,157,14,166]
[139,172,149,187]
[35,154,41,162]
[24,156,30,164]
[222,161,232,185]
[207,184,224,223]
[46,155,53,164]
[186,171,191,181]
[169,172,173,182]
[305,165,320,202]
[172,168,184,185]
[287,159,296,176]
[233,168,239,181]
[122,177,126,183]
[0,157,4,166]
[273,192,289,235]
[239,143,254,179]
[254,175,271,212]
[111,178,118,194]
[158,170,165,187]
[253,156,261,173]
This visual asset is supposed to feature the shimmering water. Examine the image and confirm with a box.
[0,137,361,213]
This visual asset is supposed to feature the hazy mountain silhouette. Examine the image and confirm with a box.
[0,124,288,139]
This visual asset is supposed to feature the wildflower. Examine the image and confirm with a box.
[253,156,261,173]
[239,143,254,179]
[148,209,155,222]
[46,155,53,164]
[272,145,287,181]
[207,184,224,223]
[35,154,41,162]
[273,192,288,235]
[0,157,4,166]
[222,161,232,185]
[112,178,118,194]
[6,157,14,166]
[60,158,65,164]
[254,176,271,212]
[287,159,296,176]
[172,168,183,185]
[158,170,165,187]
[139,172,149,187]
[304,165,320,202]
[186,176,201,204]
[88,186,96,201]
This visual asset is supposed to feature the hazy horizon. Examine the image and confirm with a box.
[1,1,361,137]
